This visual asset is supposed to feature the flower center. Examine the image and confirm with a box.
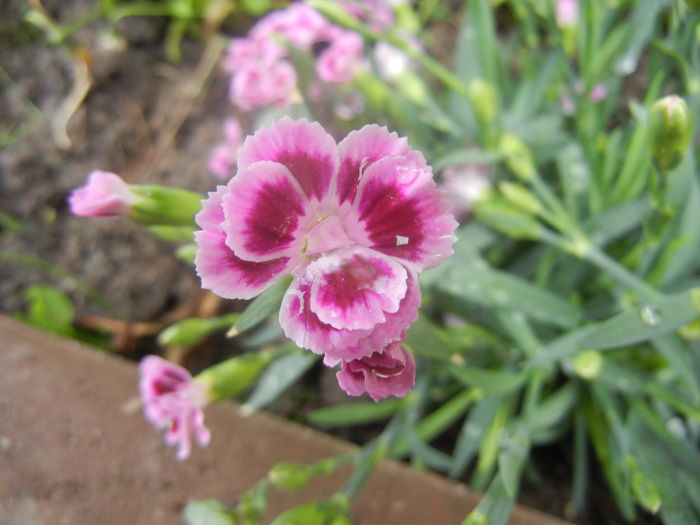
[303,215,355,255]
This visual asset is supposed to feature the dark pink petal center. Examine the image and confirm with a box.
[244,178,305,255]
[275,150,336,201]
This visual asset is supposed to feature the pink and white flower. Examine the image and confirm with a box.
[228,58,297,111]
[317,31,364,84]
[441,163,491,219]
[68,170,141,217]
[139,356,211,460]
[194,118,457,398]
[252,3,334,49]
[337,343,416,401]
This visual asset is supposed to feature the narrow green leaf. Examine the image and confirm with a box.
[449,366,526,396]
[435,255,581,329]
[461,473,515,525]
[498,425,530,498]
[404,314,455,360]
[449,397,501,479]
[527,382,579,433]
[391,389,478,457]
[244,351,318,411]
[308,398,403,427]
[432,149,503,171]
[576,289,700,350]
[235,277,291,334]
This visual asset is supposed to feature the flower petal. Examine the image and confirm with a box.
[308,247,407,331]
[279,259,420,364]
[195,230,290,300]
[222,161,308,261]
[237,117,339,202]
[336,343,416,401]
[355,156,458,270]
[195,185,290,299]
[336,124,426,204]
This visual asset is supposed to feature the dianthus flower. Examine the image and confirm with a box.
[68,170,141,217]
[317,31,365,84]
[194,118,457,398]
[224,3,367,112]
[229,58,297,111]
[139,356,210,460]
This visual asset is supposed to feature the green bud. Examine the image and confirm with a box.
[498,134,536,181]
[176,243,198,265]
[461,510,488,525]
[467,78,498,124]
[473,196,541,240]
[498,181,541,215]
[269,494,350,525]
[647,95,693,172]
[268,462,312,491]
[182,499,238,525]
[396,70,429,107]
[572,350,603,380]
[158,314,239,347]
[130,185,203,226]
[196,350,275,402]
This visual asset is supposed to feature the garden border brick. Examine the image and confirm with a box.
[0,316,570,524]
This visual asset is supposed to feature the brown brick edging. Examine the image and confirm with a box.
[0,316,571,524]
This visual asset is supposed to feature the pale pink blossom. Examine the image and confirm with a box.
[139,356,210,460]
[194,118,457,397]
[555,0,578,28]
[222,36,284,73]
[68,170,141,217]
[208,118,243,180]
[589,84,608,103]
[228,59,297,111]
[252,3,333,49]
[441,163,491,219]
[317,31,364,84]
[336,343,416,401]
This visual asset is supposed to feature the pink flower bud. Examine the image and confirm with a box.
[68,170,141,217]
[555,0,578,28]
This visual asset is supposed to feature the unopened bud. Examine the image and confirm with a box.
[158,314,239,347]
[572,349,603,380]
[268,462,312,490]
[498,133,536,181]
[473,196,541,240]
[498,181,541,215]
[196,350,275,402]
[269,493,350,525]
[648,95,693,172]
[467,78,498,124]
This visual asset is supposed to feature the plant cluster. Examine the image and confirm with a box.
[54,0,700,523]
